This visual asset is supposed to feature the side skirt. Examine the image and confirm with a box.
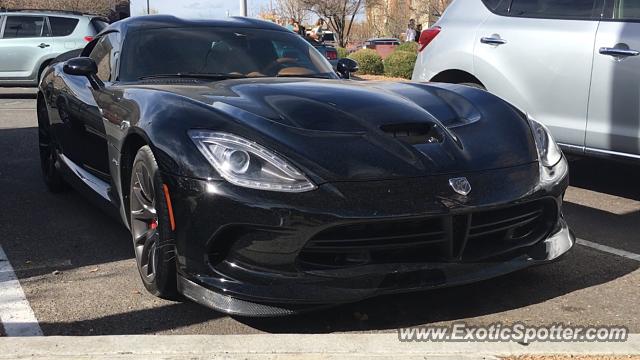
[57,152,123,223]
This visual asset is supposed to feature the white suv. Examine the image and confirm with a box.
[412,0,640,162]
[0,9,108,86]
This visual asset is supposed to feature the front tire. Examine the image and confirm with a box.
[129,145,178,299]
[37,97,67,193]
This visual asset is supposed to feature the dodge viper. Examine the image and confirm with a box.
[37,16,574,316]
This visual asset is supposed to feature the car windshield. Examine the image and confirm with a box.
[119,27,337,82]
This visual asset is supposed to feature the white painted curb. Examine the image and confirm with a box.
[0,334,638,359]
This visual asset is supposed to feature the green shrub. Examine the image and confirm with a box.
[336,47,349,59]
[384,50,418,79]
[348,49,384,75]
[396,41,419,53]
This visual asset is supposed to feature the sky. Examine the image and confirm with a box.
[129,0,273,19]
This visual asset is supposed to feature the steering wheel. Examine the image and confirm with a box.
[263,57,298,75]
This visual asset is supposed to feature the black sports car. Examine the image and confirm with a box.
[38,16,574,316]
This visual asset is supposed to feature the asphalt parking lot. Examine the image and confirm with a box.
[0,88,638,337]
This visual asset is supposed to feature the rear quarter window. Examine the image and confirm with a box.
[610,0,640,20]
[91,18,109,34]
[48,17,79,37]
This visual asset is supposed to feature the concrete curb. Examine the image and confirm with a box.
[0,334,638,359]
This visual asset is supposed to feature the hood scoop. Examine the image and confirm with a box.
[380,123,444,145]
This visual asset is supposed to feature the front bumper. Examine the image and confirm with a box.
[163,162,573,316]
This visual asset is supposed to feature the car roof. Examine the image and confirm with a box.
[0,9,100,18]
[103,15,288,36]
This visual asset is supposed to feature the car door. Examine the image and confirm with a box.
[56,33,117,182]
[0,15,53,81]
[474,0,603,149]
[83,33,120,180]
[586,0,640,158]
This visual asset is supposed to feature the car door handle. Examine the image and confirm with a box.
[599,47,639,58]
[481,37,507,45]
[38,43,50,48]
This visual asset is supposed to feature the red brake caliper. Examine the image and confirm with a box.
[149,219,158,230]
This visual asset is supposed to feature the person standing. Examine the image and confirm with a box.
[311,18,325,41]
[405,19,417,42]
[415,23,422,43]
[296,21,306,37]
[285,18,296,32]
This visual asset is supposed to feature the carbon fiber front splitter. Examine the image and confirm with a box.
[177,220,575,317]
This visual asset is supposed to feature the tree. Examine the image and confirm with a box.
[274,0,308,23]
[301,0,364,48]
[365,0,414,39]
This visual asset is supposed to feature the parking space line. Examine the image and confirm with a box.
[577,238,640,262]
[0,246,42,336]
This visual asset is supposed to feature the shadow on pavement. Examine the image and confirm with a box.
[34,303,224,335]
[569,157,640,201]
[237,245,638,333]
[0,91,37,100]
[0,127,133,279]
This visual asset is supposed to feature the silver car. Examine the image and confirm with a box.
[0,9,107,87]
[412,0,640,162]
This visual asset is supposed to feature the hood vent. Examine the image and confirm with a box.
[380,123,444,145]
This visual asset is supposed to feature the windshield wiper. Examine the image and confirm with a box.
[138,73,248,80]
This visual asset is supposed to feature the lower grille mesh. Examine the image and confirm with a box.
[298,199,557,269]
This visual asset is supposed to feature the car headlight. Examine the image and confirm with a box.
[189,131,316,193]
[529,118,562,167]
[528,117,567,186]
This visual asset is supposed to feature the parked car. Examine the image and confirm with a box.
[0,9,107,87]
[38,15,573,316]
[305,37,338,68]
[364,37,400,59]
[321,31,337,47]
[412,0,640,162]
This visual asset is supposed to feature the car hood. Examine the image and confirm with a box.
[134,78,538,182]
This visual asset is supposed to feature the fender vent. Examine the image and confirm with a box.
[380,123,443,145]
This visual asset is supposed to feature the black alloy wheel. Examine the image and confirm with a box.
[129,145,178,299]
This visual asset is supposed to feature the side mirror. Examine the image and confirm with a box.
[336,58,359,79]
[63,57,98,77]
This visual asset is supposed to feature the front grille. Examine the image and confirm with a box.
[462,200,556,261]
[298,218,447,268]
[298,199,557,269]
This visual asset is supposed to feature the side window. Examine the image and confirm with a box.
[48,17,79,37]
[509,0,600,19]
[612,0,640,20]
[89,35,114,82]
[3,16,46,38]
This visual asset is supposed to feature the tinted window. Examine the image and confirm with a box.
[89,35,114,81]
[48,17,79,37]
[3,16,45,38]
[120,27,335,82]
[613,0,640,20]
[482,0,510,14]
[509,0,599,19]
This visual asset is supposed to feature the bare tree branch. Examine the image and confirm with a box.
[301,0,365,47]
